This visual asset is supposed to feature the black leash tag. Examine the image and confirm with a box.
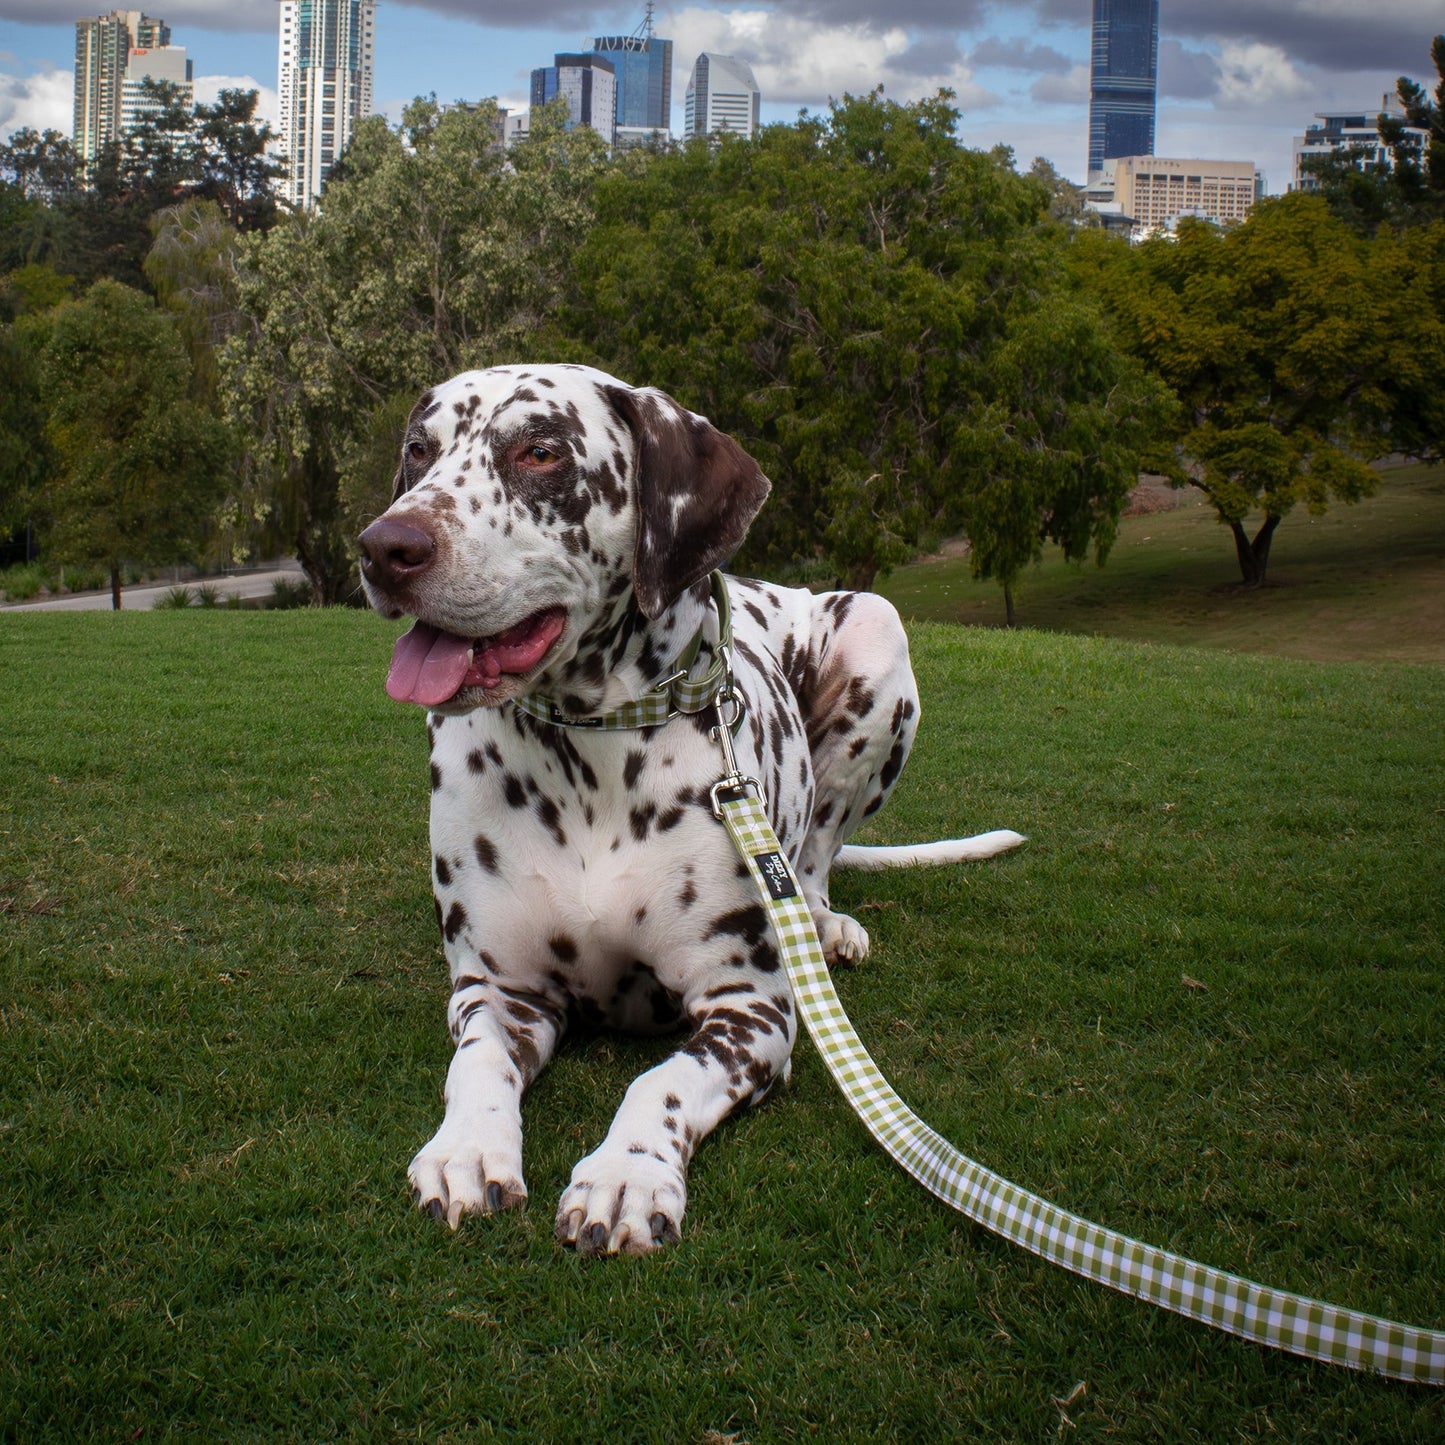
[754,851,798,901]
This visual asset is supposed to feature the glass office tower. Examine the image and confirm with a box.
[1087,0,1159,178]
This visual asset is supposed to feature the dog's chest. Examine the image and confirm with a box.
[427,706,730,946]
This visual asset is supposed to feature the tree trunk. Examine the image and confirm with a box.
[1228,515,1282,587]
[847,559,878,592]
[1003,581,1017,629]
[294,513,356,605]
[110,563,122,611]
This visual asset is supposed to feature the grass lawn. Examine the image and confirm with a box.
[1,611,1443,1442]
[877,461,1445,666]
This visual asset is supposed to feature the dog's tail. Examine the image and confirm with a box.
[834,830,1027,871]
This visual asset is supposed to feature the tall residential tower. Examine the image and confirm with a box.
[73,10,172,162]
[276,0,376,209]
[1087,0,1159,180]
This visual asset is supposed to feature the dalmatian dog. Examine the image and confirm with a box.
[357,364,1023,1256]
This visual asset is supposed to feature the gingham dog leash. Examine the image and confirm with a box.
[521,575,1445,1385]
[711,782,1445,1386]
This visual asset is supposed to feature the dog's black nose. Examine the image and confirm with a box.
[359,517,436,591]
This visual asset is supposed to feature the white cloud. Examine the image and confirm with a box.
[669,6,995,110]
[1213,41,1312,109]
[0,66,72,142]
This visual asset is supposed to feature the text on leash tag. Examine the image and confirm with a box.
[754,851,798,900]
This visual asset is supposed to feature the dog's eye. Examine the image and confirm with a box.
[406,440,429,464]
[526,445,556,465]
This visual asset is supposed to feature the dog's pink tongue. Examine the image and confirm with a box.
[386,622,473,706]
[385,610,567,706]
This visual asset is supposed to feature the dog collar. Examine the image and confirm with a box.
[513,572,737,732]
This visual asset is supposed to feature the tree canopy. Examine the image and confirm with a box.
[564,90,1166,610]
[1071,193,1438,586]
[37,279,232,607]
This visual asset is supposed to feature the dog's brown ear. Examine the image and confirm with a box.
[606,385,771,618]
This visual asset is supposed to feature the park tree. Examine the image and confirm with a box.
[1071,194,1416,588]
[955,289,1173,624]
[1383,35,1445,209]
[146,199,243,401]
[563,91,1164,612]
[1028,155,1096,228]
[114,77,195,206]
[1370,216,1445,462]
[37,279,231,607]
[219,98,610,601]
[0,314,54,552]
[188,88,283,232]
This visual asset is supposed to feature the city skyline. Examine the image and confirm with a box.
[1,2,1438,192]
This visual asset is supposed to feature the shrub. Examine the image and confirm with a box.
[57,564,107,593]
[0,562,46,601]
[268,577,312,610]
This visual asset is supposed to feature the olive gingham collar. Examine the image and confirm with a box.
[512,571,734,732]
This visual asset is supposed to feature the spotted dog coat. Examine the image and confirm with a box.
[358,364,1018,1256]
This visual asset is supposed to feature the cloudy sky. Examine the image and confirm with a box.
[1,0,1438,190]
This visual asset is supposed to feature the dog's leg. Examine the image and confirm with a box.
[555,971,795,1255]
[409,979,564,1229]
[792,591,922,963]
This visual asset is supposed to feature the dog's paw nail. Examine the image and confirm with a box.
[424,1198,445,1222]
[486,1181,503,1212]
[582,1222,608,1254]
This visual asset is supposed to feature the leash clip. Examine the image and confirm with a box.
[708,684,762,819]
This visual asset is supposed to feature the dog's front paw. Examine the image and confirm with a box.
[555,1147,686,1256]
[408,1125,527,1231]
[815,908,870,964]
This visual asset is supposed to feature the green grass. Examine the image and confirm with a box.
[2,612,1443,1442]
[878,461,1445,665]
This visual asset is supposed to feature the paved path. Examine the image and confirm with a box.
[1,563,307,613]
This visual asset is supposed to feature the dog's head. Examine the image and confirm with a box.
[358,364,770,711]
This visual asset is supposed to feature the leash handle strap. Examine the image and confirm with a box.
[716,792,1445,1386]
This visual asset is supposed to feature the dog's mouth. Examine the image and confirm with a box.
[385,608,567,707]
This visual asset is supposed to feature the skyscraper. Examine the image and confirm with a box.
[591,3,672,147]
[1087,0,1159,180]
[684,53,760,140]
[276,0,376,210]
[530,53,617,145]
[73,10,171,162]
